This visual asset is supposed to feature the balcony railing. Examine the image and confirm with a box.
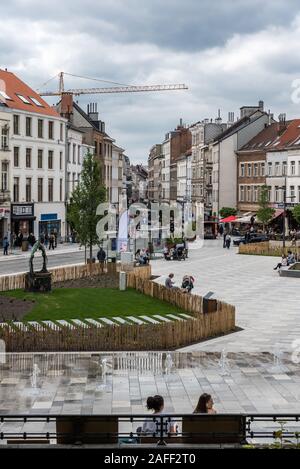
[0,413,299,448]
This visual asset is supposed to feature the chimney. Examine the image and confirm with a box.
[258,100,264,111]
[87,102,99,122]
[277,113,287,134]
[228,112,234,125]
[60,93,73,120]
[215,109,222,125]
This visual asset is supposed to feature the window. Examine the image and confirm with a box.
[283,161,287,176]
[38,178,43,202]
[240,186,244,202]
[17,94,31,104]
[290,185,295,200]
[1,162,8,191]
[26,178,31,202]
[48,121,54,140]
[78,145,81,164]
[298,186,300,203]
[67,143,71,163]
[275,162,280,176]
[48,150,53,169]
[253,186,258,202]
[29,96,43,107]
[247,164,252,177]
[94,141,98,155]
[261,162,265,177]
[38,119,44,138]
[268,186,271,202]
[26,117,32,136]
[60,178,63,202]
[38,149,43,169]
[73,144,76,163]
[48,178,54,202]
[13,177,19,202]
[291,161,296,175]
[247,186,252,202]
[268,162,272,176]
[254,164,258,177]
[275,186,280,203]
[60,123,64,141]
[13,115,20,135]
[0,90,12,100]
[26,148,32,168]
[60,152,63,171]
[13,147,19,167]
[1,125,8,149]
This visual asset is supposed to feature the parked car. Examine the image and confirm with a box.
[233,233,269,246]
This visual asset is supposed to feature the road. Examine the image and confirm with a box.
[0,248,98,275]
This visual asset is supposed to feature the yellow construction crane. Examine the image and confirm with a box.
[38,72,188,97]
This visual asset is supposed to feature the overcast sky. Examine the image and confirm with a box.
[2,0,300,163]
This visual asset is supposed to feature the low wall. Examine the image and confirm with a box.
[239,242,299,257]
[0,263,235,351]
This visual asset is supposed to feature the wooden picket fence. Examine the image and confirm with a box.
[239,242,299,257]
[0,263,235,351]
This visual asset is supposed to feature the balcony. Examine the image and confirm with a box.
[0,190,11,203]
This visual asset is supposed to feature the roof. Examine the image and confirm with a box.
[239,119,300,152]
[214,110,266,143]
[0,69,59,117]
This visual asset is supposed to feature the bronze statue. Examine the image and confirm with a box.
[29,239,48,275]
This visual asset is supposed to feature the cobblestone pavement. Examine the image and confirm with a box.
[152,239,300,353]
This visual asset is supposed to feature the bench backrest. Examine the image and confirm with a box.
[182,415,246,444]
[56,416,118,444]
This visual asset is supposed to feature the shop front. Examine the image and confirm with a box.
[11,203,35,242]
[39,213,61,240]
[0,206,10,246]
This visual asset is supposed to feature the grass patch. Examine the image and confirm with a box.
[0,288,184,321]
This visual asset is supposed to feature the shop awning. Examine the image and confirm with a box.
[272,209,284,219]
[219,215,237,223]
[235,212,256,223]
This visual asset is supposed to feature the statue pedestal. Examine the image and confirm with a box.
[25,272,52,292]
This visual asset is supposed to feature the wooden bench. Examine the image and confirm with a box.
[56,416,118,444]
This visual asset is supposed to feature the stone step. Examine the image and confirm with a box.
[98,317,118,326]
[85,319,102,327]
[178,313,194,320]
[13,322,28,331]
[153,315,171,322]
[113,317,130,324]
[166,314,184,321]
[56,320,75,329]
[27,321,41,329]
[139,315,160,324]
[42,320,58,329]
[71,319,88,328]
[126,316,145,325]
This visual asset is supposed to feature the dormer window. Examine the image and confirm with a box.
[16,94,31,104]
[30,96,44,107]
[0,90,12,100]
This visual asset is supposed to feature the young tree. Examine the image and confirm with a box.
[292,205,300,226]
[67,152,106,262]
[219,207,237,219]
[256,185,275,232]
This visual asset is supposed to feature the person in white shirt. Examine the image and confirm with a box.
[141,395,177,435]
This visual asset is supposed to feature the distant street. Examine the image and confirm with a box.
[0,248,98,275]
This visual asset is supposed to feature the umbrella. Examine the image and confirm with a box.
[219,215,237,223]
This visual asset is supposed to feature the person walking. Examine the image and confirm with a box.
[223,230,227,248]
[53,228,58,248]
[3,236,9,256]
[49,232,55,250]
[225,233,231,249]
[193,393,216,414]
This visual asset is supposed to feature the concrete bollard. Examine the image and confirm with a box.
[119,271,127,291]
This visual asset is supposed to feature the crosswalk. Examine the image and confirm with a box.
[0,312,194,332]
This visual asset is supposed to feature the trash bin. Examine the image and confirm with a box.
[21,240,29,252]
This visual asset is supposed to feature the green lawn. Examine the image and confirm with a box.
[0,288,183,321]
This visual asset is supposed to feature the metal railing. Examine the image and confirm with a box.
[0,413,299,447]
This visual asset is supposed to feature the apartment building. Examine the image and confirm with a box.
[0,69,67,240]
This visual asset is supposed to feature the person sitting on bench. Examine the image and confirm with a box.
[139,395,177,435]
[193,393,217,414]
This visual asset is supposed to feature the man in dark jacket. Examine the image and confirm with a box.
[97,247,106,263]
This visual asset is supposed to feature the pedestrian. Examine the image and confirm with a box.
[274,254,288,270]
[3,236,9,256]
[223,231,227,248]
[27,232,36,248]
[49,232,55,250]
[53,228,58,248]
[219,224,224,237]
[97,247,106,264]
[181,275,194,293]
[193,393,217,414]
[225,233,231,249]
[165,273,175,289]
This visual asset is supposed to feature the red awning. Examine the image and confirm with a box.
[273,209,284,219]
[219,215,237,223]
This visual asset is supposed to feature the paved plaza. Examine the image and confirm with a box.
[0,351,299,415]
[152,239,300,353]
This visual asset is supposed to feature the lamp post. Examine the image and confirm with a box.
[282,176,296,248]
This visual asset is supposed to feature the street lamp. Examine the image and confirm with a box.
[281,176,296,248]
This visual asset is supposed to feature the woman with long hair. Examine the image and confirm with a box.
[141,395,177,434]
[193,393,216,414]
